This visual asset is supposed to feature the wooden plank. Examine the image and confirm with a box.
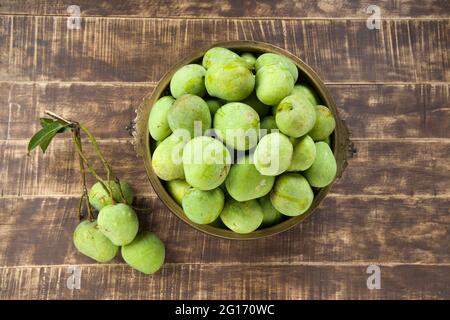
[334,84,450,139]
[1,16,449,82]
[1,0,449,19]
[0,196,449,267]
[1,82,449,140]
[0,82,151,140]
[0,264,448,299]
[0,139,448,197]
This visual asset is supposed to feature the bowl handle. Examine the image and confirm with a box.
[132,95,152,158]
[334,107,354,179]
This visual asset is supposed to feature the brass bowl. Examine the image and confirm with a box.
[134,41,350,240]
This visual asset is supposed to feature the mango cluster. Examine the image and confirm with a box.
[148,47,337,234]
[73,181,165,274]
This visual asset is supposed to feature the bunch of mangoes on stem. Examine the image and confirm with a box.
[148,47,337,234]
[73,181,165,275]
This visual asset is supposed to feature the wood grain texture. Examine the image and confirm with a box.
[1,0,449,19]
[1,82,449,140]
[0,196,449,267]
[1,16,449,82]
[0,82,151,140]
[1,0,449,300]
[0,264,448,299]
[1,139,449,197]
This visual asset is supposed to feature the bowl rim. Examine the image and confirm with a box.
[134,40,349,240]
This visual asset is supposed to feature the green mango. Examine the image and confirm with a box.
[255,53,298,82]
[170,64,206,98]
[275,94,316,138]
[168,94,211,138]
[288,135,316,171]
[308,105,336,141]
[225,155,275,201]
[122,232,165,275]
[240,92,271,118]
[152,132,188,181]
[97,204,139,246]
[205,61,255,101]
[270,173,314,216]
[148,96,174,141]
[255,64,294,106]
[258,195,283,227]
[202,47,243,69]
[254,132,293,176]
[220,198,263,234]
[213,102,260,151]
[165,179,191,205]
[291,83,320,105]
[73,220,118,263]
[182,136,231,190]
[240,52,256,69]
[182,187,224,224]
[88,180,134,211]
[304,142,337,187]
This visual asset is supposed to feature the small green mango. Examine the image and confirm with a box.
[308,105,336,141]
[88,180,134,211]
[148,96,174,141]
[220,198,263,234]
[270,173,314,216]
[205,61,255,101]
[258,195,283,227]
[288,135,316,171]
[165,179,191,205]
[213,102,260,151]
[73,220,118,263]
[97,203,139,246]
[291,83,320,105]
[206,99,224,115]
[304,142,337,187]
[152,132,188,181]
[275,94,316,138]
[255,64,294,106]
[240,52,256,69]
[202,47,243,69]
[182,187,225,224]
[255,53,299,82]
[122,232,165,275]
[254,132,293,176]
[225,155,275,201]
[168,94,211,138]
[260,115,278,136]
[182,136,231,190]
[170,64,206,98]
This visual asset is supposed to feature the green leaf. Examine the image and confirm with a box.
[40,117,71,133]
[27,121,69,154]
[40,118,55,127]
[39,130,59,153]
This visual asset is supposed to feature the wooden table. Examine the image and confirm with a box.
[0,0,449,300]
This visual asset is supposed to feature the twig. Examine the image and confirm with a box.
[45,110,74,125]
[71,129,113,203]
[72,128,94,221]
[79,124,128,204]
[45,109,126,205]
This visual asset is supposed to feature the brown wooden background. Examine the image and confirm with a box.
[0,0,449,300]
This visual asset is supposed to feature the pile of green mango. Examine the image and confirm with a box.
[73,181,165,274]
[148,47,337,234]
